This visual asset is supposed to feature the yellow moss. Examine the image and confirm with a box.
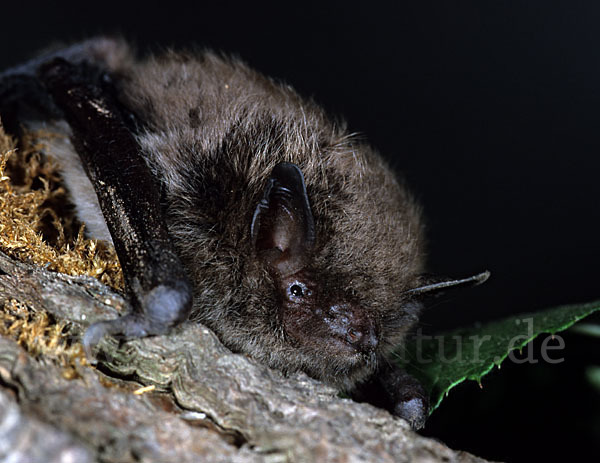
[0,298,88,376]
[0,123,124,371]
[0,125,123,289]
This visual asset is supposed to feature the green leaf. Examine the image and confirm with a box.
[394,300,600,414]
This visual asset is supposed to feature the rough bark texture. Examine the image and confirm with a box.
[0,251,490,462]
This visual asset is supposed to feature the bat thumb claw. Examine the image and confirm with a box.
[82,314,149,363]
[82,321,111,364]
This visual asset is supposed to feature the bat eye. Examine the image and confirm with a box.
[287,281,311,299]
[290,284,304,297]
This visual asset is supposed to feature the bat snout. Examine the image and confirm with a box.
[325,304,379,354]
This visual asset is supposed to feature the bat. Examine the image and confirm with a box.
[0,38,488,429]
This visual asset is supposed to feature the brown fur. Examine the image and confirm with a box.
[23,39,427,390]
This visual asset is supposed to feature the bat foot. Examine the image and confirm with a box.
[393,395,428,430]
[83,281,193,363]
[374,362,430,430]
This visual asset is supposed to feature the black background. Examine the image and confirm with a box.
[1,1,599,460]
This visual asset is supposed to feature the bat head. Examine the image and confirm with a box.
[243,160,424,389]
[247,161,488,389]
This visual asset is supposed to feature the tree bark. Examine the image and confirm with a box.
[0,251,491,462]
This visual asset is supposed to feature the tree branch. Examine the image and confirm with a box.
[0,251,489,462]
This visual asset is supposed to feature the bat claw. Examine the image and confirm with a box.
[81,318,129,364]
[81,315,145,364]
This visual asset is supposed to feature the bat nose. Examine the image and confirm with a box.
[327,304,379,353]
[346,324,379,352]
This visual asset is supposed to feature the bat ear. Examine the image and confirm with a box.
[406,271,490,298]
[251,162,316,276]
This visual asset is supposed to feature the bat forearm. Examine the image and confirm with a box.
[39,58,193,345]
